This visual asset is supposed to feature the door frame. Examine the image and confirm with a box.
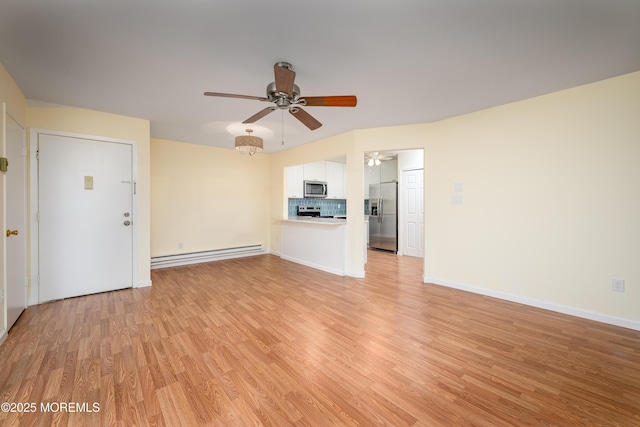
[4,107,27,330]
[29,128,139,306]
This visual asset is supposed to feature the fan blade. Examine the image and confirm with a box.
[289,107,322,130]
[274,64,296,97]
[302,96,357,107]
[204,92,268,101]
[243,107,276,124]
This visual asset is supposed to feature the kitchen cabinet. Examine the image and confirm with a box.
[365,158,397,198]
[286,164,304,198]
[364,165,375,199]
[381,159,397,182]
[303,161,326,181]
[325,161,345,199]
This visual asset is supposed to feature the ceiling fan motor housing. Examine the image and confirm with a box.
[267,82,301,107]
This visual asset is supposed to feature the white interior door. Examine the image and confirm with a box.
[6,113,26,330]
[38,134,133,302]
[402,169,424,258]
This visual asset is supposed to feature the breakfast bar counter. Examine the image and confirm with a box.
[283,216,347,225]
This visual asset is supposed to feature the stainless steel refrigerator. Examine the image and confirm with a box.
[369,181,398,253]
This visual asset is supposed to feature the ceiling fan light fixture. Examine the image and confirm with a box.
[367,152,381,166]
[235,129,263,156]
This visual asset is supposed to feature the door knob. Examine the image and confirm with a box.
[124,221,131,226]
[6,229,18,237]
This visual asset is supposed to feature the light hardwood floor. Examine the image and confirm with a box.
[1,251,639,426]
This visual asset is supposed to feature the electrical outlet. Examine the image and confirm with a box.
[0,289,4,304]
[612,279,625,292]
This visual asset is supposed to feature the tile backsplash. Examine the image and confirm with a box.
[288,198,347,217]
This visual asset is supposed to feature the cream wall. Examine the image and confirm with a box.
[422,71,640,327]
[27,106,151,287]
[271,71,639,328]
[150,138,270,257]
[1,63,27,337]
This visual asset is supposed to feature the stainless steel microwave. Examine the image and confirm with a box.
[303,180,328,198]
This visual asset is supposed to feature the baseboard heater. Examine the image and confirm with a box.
[151,244,266,269]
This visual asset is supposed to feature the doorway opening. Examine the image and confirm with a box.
[364,149,424,258]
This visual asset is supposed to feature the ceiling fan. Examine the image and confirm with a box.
[204,62,357,131]
[365,152,395,166]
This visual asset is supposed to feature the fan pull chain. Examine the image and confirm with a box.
[281,109,285,146]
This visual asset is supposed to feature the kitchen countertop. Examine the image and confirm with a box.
[284,216,347,225]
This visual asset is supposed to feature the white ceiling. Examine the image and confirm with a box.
[1,1,639,153]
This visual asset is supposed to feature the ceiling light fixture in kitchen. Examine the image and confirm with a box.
[367,152,381,166]
[235,128,263,156]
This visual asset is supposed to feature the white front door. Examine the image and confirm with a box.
[402,168,424,258]
[38,133,134,302]
[6,112,26,330]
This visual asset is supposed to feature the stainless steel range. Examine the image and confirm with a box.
[298,206,320,217]
[297,206,334,218]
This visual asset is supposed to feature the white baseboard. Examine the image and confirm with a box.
[151,245,266,269]
[135,280,152,288]
[426,277,640,331]
[280,254,345,276]
[347,270,366,279]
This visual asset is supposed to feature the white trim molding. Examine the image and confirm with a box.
[425,277,640,332]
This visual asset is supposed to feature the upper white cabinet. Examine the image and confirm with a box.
[325,161,345,199]
[286,164,304,198]
[365,158,397,198]
[364,165,373,198]
[303,161,326,181]
[366,164,380,193]
[380,159,397,182]
[288,159,346,200]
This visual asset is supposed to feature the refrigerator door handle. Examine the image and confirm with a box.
[379,196,383,223]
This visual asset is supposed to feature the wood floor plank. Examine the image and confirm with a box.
[1,251,639,425]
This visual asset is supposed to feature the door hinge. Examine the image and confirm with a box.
[36,150,39,160]
[134,182,137,195]
[36,212,40,222]
[23,147,27,156]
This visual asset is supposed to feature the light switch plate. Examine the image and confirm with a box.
[612,279,625,292]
